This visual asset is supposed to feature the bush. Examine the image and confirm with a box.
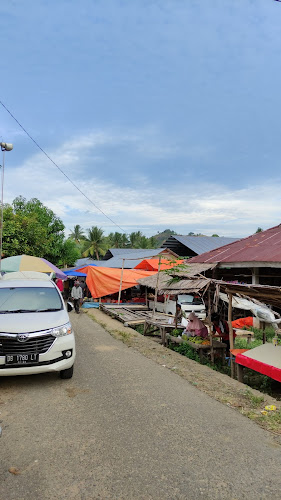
[234,338,263,350]
[171,342,200,362]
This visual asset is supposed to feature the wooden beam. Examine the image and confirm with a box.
[118,259,125,305]
[228,292,234,350]
[227,292,235,379]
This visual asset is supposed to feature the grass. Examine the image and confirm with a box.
[242,389,264,408]
[114,330,131,342]
[245,409,281,433]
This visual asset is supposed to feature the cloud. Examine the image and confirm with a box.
[3,128,281,240]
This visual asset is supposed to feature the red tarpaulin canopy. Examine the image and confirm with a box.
[134,258,183,271]
[76,265,156,298]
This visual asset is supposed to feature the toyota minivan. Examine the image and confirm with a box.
[0,271,75,378]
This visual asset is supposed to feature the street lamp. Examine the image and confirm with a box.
[0,142,13,272]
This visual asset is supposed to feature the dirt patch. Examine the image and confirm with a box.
[86,308,281,436]
[65,387,90,398]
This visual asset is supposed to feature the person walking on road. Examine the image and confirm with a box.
[71,280,83,314]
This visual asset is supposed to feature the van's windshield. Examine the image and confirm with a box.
[178,294,204,306]
[0,287,63,313]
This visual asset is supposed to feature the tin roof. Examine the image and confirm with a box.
[188,224,281,264]
[103,247,178,261]
[162,235,238,256]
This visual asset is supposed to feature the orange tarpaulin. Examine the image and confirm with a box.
[134,258,183,271]
[76,266,156,298]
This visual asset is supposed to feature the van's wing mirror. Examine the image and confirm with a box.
[67,301,74,312]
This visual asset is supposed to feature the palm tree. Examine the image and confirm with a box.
[83,226,105,260]
[148,236,157,248]
[69,224,85,243]
[129,231,142,248]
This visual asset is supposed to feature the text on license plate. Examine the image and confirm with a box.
[5,353,39,365]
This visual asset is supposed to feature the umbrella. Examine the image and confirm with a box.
[0,255,67,280]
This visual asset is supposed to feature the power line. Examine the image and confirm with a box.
[0,100,126,233]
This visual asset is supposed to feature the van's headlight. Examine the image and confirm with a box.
[51,322,72,337]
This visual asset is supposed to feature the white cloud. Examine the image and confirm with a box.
[3,129,281,239]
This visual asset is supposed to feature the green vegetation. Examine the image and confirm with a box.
[242,389,264,408]
[170,328,183,337]
[234,338,263,350]
[2,196,79,267]
[172,342,201,362]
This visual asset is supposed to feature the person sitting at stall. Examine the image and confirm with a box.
[211,312,236,351]
[174,303,186,326]
[184,312,208,338]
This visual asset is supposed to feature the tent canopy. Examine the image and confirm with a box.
[134,258,183,271]
[65,264,96,277]
[76,265,156,298]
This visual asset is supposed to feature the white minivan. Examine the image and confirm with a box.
[0,271,75,378]
[148,294,206,320]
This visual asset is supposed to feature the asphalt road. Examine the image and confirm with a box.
[0,312,281,500]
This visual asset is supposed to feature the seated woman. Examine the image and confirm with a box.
[185,312,208,338]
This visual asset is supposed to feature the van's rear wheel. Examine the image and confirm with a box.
[60,365,74,379]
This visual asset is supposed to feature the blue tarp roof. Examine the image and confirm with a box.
[65,264,96,277]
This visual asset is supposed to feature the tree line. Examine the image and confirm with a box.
[69,225,158,260]
[1,197,158,267]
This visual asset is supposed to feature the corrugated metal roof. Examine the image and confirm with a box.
[75,257,97,267]
[106,248,167,258]
[164,235,238,255]
[189,224,281,264]
[101,248,177,268]
[96,257,141,269]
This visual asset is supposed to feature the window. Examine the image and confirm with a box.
[0,287,63,312]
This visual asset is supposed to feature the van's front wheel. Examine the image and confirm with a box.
[60,365,74,379]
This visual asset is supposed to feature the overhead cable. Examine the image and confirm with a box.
[0,100,126,233]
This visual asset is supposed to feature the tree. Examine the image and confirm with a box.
[69,224,85,243]
[107,232,129,248]
[212,234,219,237]
[129,231,142,248]
[2,197,65,265]
[148,236,157,248]
[57,239,80,268]
[256,227,263,233]
[83,226,106,260]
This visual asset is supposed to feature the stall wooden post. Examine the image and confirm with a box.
[227,292,235,378]
[152,255,162,318]
[261,321,266,344]
[237,363,244,383]
[208,288,214,363]
[118,259,125,305]
[145,287,148,307]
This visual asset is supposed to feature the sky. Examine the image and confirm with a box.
[1,0,281,239]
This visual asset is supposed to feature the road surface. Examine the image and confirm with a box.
[0,312,281,499]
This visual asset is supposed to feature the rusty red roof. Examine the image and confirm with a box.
[188,224,281,264]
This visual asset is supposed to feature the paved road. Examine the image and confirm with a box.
[0,312,281,500]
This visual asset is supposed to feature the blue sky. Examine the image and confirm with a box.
[1,0,281,238]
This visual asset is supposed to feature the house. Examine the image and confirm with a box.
[161,235,238,258]
[188,224,281,286]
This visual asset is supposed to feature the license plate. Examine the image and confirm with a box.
[5,353,39,365]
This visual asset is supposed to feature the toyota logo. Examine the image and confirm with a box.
[17,334,29,343]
